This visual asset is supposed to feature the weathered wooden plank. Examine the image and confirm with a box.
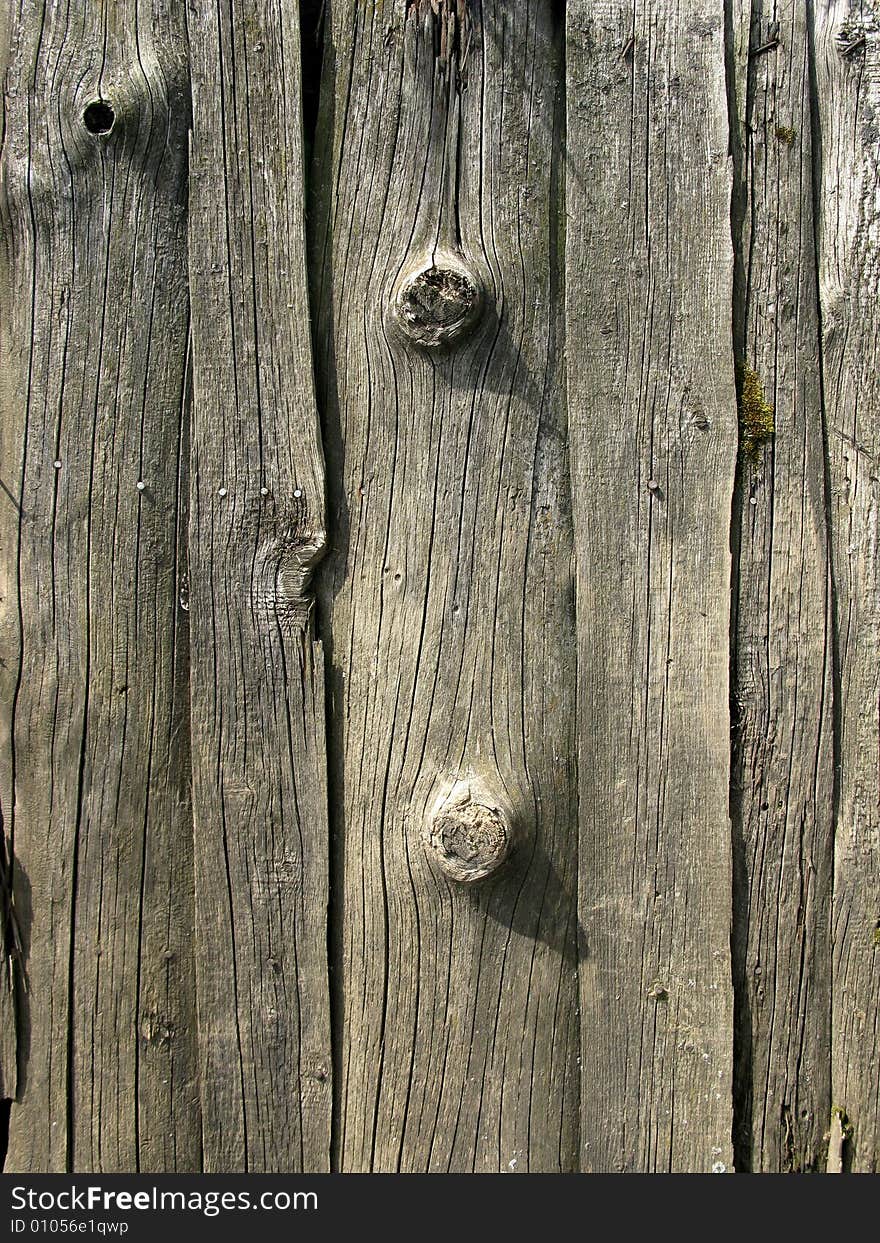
[566,3,736,1171]
[814,2,880,1173]
[0,0,198,1171]
[0,0,20,1123]
[187,0,332,1171]
[728,3,834,1171]
[311,0,578,1171]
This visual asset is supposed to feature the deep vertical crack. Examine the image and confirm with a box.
[804,0,843,1170]
[724,0,754,1174]
[298,0,340,1172]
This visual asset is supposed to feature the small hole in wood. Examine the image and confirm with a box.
[83,100,115,134]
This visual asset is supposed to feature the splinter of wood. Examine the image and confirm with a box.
[839,35,866,58]
[749,38,779,57]
[826,1108,850,1173]
[389,251,483,350]
[423,780,513,883]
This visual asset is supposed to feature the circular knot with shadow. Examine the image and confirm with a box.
[390,252,483,350]
[422,781,513,884]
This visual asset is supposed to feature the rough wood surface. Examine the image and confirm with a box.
[187,0,332,1171]
[1,0,879,1178]
[728,2,834,1172]
[566,2,736,1171]
[814,1,880,1173]
[311,0,579,1171]
[0,1,198,1170]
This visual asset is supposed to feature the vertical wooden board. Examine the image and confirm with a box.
[187,0,332,1171]
[0,0,18,1084]
[566,3,736,1171]
[728,4,834,1171]
[0,1,198,1170]
[311,0,578,1171]
[814,2,880,1172]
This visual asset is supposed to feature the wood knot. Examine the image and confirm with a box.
[390,252,483,350]
[252,516,326,636]
[423,781,513,883]
[140,1012,175,1045]
[83,99,115,135]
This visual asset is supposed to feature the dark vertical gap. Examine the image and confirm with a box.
[0,1099,9,1167]
[300,0,325,184]
[67,681,88,1174]
[724,0,754,1174]
[299,0,343,1174]
[173,319,197,1173]
[548,0,578,1173]
[0,799,21,1170]
[804,0,844,1172]
[182,1,206,1181]
[181,0,203,1177]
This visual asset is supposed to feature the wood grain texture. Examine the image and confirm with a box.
[566,1,736,1171]
[0,0,16,1116]
[728,2,834,1172]
[310,0,579,1171]
[187,0,332,1171]
[0,0,198,1171]
[1,0,877,1178]
[814,0,880,1173]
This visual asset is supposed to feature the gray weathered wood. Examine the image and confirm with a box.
[566,1,736,1171]
[2,0,879,1178]
[0,0,15,1112]
[187,0,332,1171]
[814,2,880,1173]
[728,2,834,1172]
[311,0,579,1171]
[0,0,198,1170]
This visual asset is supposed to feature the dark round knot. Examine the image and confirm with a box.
[423,782,513,883]
[390,253,483,350]
[83,99,116,135]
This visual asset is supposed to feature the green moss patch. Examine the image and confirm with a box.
[739,367,775,459]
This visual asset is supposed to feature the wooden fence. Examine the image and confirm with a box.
[0,0,877,1173]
